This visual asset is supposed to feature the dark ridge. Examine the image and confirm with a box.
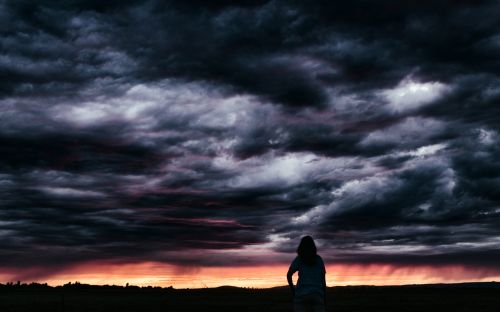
[1,281,499,291]
[1,281,499,312]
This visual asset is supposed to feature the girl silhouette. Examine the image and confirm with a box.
[287,236,326,312]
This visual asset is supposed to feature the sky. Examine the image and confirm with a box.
[1,0,500,288]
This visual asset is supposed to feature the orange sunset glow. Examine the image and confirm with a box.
[2,262,499,289]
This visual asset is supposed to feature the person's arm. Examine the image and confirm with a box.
[321,258,327,308]
[286,268,295,298]
[322,271,327,306]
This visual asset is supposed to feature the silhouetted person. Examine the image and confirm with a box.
[287,236,326,312]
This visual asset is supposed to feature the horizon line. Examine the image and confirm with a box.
[3,280,499,290]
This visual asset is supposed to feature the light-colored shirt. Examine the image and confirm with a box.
[289,255,326,298]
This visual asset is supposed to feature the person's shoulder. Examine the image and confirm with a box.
[316,255,326,272]
[289,255,301,271]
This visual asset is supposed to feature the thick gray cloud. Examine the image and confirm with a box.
[1,0,500,280]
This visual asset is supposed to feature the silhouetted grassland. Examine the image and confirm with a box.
[0,282,498,312]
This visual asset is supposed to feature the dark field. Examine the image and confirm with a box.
[1,283,499,312]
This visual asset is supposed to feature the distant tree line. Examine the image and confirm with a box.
[0,281,174,292]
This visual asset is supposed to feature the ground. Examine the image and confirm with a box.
[0,283,498,312]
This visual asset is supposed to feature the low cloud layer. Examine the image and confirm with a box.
[1,0,500,281]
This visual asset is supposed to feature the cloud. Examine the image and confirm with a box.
[359,117,447,151]
[1,0,500,279]
[381,77,449,113]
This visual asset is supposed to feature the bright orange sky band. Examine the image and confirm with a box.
[2,262,499,288]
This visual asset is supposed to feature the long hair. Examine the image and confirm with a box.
[297,236,317,265]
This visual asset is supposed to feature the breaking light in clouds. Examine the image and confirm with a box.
[382,77,449,113]
[1,0,500,287]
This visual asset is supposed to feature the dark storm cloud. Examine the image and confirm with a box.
[422,74,500,130]
[1,0,500,280]
[0,131,162,173]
